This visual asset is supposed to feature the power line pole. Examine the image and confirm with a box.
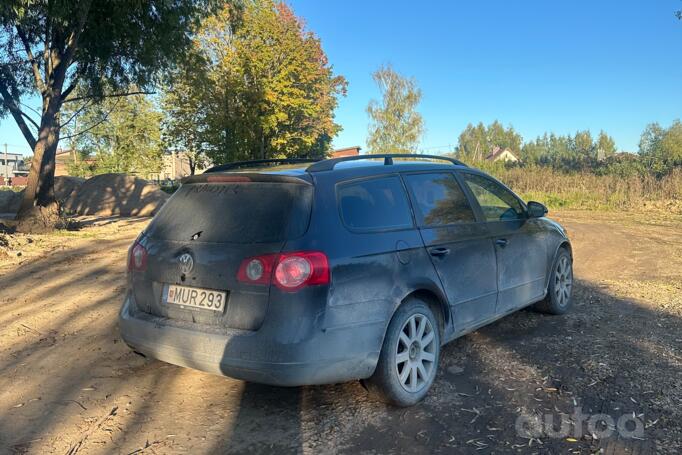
[3,143,8,182]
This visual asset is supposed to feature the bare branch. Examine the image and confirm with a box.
[63,90,155,104]
[55,0,92,96]
[61,76,80,101]
[60,98,123,141]
[19,102,42,117]
[15,25,47,95]
[0,81,37,149]
[21,111,40,130]
[59,99,92,128]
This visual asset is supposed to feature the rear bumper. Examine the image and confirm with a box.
[118,294,383,386]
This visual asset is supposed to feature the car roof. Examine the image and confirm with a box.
[216,158,470,181]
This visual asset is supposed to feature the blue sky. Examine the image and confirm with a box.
[1,0,680,156]
[290,0,682,154]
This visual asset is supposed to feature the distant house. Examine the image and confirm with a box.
[55,148,97,176]
[485,146,520,163]
[0,151,28,180]
[55,148,75,176]
[330,146,361,158]
[148,151,210,181]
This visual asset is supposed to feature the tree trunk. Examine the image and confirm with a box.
[188,155,196,175]
[19,95,61,214]
[260,131,266,160]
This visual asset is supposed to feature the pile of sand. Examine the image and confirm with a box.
[54,176,85,202]
[63,173,168,217]
[1,174,167,220]
[0,176,85,216]
[0,190,22,215]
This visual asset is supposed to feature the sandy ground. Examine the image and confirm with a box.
[0,211,681,454]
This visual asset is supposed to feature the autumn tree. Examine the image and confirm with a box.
[366,64,424,154]
[0,0,208,217]
[163,1,347,165]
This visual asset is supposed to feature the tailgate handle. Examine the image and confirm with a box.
[429,247,450,257]
[495,238,508,247]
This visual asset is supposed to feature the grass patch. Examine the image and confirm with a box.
[482,165,682,212]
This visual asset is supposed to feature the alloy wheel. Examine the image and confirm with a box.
[554,255,573,307]
[395,313,437,393]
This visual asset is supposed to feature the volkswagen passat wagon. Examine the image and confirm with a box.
[119,154,573,406]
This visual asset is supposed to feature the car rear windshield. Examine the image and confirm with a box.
[146,182,313,243]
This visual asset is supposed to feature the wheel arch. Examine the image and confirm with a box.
[545,240,573,291]
[558,240,572,260]
[398,288,450,340]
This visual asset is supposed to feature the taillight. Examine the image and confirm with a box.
[127,241,148,272]
[237,251,329,292]
[236,254,277,285]
[275,256,311,288]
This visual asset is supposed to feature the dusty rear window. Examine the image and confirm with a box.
[147,182,313,243]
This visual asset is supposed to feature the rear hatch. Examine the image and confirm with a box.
[131,174,313,331]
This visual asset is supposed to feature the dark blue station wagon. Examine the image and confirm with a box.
[119,154,573,406]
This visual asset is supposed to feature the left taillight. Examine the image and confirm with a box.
[237,251,329,292]
[127,241,148,273]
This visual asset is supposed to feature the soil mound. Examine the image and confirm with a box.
[0,190,22,215]
[63,173,168,217]
[54,176,85,202]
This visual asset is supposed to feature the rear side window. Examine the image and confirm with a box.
[338,176,413,231]
[404,173,476,227]
[147,182,313,243]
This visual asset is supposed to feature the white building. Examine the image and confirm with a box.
[0,151,27,178]
[485,146,520,163]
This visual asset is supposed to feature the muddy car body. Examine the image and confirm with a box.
[119,154,573,405]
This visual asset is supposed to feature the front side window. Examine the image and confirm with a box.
[338,176,413,231]
[461,173,525,221]
[404,173,476,227]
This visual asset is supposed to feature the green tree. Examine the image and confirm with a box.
[456,121,522,161]
[487,121,522,153]
[366,64,424,154]
[457,122,488,161]
[639,120,682,174]
[572,130,594,158]
[62,91,163,177]
[659,121,682,163]
[596,130,617,159]
[0,0,209,216]
[160,53,212,175]
[168,1,347,165]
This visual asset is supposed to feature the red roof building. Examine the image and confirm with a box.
[330,146,361,158]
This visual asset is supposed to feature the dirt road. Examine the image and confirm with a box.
[1,211,681,454]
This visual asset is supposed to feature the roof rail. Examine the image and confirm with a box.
[204,158,322,173]
[306,153,467,172]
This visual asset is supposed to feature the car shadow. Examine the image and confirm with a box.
[207,279,680,453]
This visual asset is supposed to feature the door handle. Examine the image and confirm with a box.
[495,238,508,248]
[429,247,450,257]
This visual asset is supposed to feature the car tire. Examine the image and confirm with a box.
[535,248,573,315]
[365,298,441,407]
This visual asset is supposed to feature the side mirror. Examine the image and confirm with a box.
[527,201,548,218]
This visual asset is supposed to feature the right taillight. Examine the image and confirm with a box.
[127,241,148,272]
[237,251,329,292]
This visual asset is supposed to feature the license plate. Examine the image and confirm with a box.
[165,284,226,312]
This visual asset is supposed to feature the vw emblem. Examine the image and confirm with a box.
[177,253,194,274]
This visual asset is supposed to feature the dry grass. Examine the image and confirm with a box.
[485,166,682,212]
